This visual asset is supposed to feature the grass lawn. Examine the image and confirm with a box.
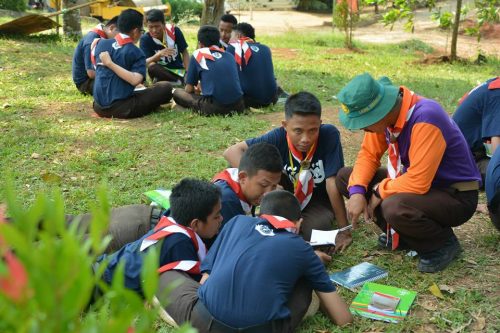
[0,24,499,332]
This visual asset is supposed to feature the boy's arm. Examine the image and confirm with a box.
[223,141,249,167]
[185,84,195,93]
[182,49,189,70]
[316,290,353,326]
[86,69,95,79]
[99,51,143,86]
[325,177,351,252]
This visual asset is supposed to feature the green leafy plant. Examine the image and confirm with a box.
[166,0,203,24]
[0,180,172,333]
[0,0,26,12]
[333,0,359,49]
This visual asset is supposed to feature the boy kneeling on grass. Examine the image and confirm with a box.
[224,92,352,251]
[157,190,352,332]
[92,9,173,119]
[173,25,245,116]
[96,178,222,297]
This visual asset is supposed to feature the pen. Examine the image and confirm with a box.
[338,225,353,232]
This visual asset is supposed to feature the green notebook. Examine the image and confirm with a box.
[350,282,417,323]
[143,189,171,210]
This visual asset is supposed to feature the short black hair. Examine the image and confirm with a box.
[220,14,237,26]
[117,9,143,34]
[260,190,301,221]
[234,22,255,40]
[198,25,220,47]
[239,142,283,177]
[284,91,322,119]
[105,16,119,27]
[170,178,221,227]
[145,8,165,24]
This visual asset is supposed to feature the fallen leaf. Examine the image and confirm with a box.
[428,283,445,299]
[41,172,62,184]
[31,153,41,159]
[419,300,438,311]
[438,284,455,294]
[414,324,438,333]
[463,258,478,266]
[470,313,486,331]
[449,319,472,333]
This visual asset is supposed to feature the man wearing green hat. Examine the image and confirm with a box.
[335,72,481,273]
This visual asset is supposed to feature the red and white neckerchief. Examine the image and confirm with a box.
[165,23,176,49]
[90,37,101,66]
[212,168,252,215]
[115,33,134,47]
[192,45,224,70]
[91,23,107,39]
[287,134,317,210]
[140,216,207,275]
[229,37,254,70]
[385,87,420,250]
[261,214,297,234]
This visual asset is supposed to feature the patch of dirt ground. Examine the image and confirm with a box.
[232,4,500,58]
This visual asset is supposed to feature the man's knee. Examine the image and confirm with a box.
[335,167,353,197]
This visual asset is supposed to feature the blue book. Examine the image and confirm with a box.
[329,262,388,290]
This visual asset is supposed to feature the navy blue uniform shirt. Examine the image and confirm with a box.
[246,125,345,194]
[139,27,188,70]
[227,42,277,105]
[72,30,101,86]
[93,38,146,107]
[199,215,335,327]
[185,49,243,105]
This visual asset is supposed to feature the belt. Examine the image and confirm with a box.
[150,208,163,229]
[450,181,480,192]
[192,300,279,333]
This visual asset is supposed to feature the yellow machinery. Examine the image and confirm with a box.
[88,0,171,21]
[48,0,171,21]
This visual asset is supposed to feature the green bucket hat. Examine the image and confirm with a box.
[337,73,399,130]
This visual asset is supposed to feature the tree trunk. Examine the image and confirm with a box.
[201,0,225,25]
[62,0,82,39]
[450,0,462,61]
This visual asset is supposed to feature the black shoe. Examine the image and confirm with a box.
[417,235,462,273]
[377,233,411,251]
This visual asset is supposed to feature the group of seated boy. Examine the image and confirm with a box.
[68,8,499,332]
[72,10,285,118]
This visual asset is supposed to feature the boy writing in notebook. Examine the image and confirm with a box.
[224,92,351,251]
[92,9,173,119]
[173,25,244,116]
[140,9,189,85]
[72,16,118,95]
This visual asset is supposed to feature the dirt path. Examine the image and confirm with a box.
[231,5,500,58]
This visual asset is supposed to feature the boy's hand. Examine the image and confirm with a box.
[334,231,352,253]
[99,51,113,67]
[161,48,176,57]
[314,250,332,264]
[346,194,368,228]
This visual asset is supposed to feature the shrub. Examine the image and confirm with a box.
[0,0,26,12]
[166,0,203,23]
[0,181,179,333]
